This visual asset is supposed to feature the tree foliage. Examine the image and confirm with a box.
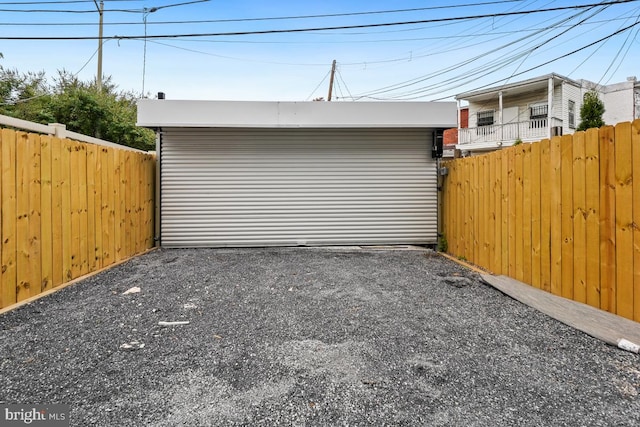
[0,66,154,150]
[577,90,605,131]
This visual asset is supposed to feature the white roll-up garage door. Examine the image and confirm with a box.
[160,128,438,247]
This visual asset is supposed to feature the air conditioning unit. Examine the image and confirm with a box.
[551,126,563,137]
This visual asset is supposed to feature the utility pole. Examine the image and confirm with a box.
[93,0,104,92]
[327,60,337,101]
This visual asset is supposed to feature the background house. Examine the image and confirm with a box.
[454,73,640,154]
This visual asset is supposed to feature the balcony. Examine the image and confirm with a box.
[457,117,563,151]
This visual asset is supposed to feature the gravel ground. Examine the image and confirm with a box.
[1,247,639,426]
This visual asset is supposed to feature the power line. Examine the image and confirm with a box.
[141,38,332,66]
[0,15,632,31]
[0,1,636,39]
[0,1,523,15]
[0,7,142,13]
[597,14,640,83]
[305,69,332,101]
[336,67,354,101]
[423,19,640,101]
[0,0,137,3]
[349,6,601,98]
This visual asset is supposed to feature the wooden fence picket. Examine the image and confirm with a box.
[0,127,155,310]
[442,120,640,322]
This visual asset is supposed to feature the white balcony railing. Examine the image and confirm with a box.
[458,117,563,146]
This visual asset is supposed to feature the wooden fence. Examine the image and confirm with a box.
[442,120,640,322]
[0,127,155,309]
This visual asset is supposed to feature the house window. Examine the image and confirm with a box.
[477,110,494,127]
[568,100,575,128]
[529,104,548,129]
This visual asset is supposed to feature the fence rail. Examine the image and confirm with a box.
[442,120,640,322]
[0,113,147,153]
[0,127,155,309]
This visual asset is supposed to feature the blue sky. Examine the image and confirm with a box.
[1,0,639,101]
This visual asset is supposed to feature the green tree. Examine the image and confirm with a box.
[0,66,53,123]
[577,90,605,131]
[0,66,154,150]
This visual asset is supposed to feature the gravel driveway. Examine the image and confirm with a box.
[1,248,639,426]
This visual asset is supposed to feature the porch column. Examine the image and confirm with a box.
[498,91,503,143]
[548,77,554,139]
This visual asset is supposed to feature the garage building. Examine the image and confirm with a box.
[137,100,456,248]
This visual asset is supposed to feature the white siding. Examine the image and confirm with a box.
[160,128,438,248]
[562,83,582,133]
[552,83,563,122]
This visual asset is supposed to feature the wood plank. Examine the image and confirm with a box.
[572,131,587,304]
[560,134,574,300]
[539,139,552,292]
[550,136,562,296]
[463,158,471,259]
[614,122,633,320]
[69,141,81,279]
[61,139,72,282]
[78,143,89,276]
[530,141,542,288]
[470,157,482,265]
[508,147,517,278]
[93,145,103,269]
[126,152,135,256]
[15,132,30,301]
[632,119,640,322]
[100,148,112,265]
[599,126,617,314]
[464,157,476,262]
[40,136,53,292]
[491,152,502,274]
[482,155,491,271]
[522,144,532,286]
[481,274,640,351]
[514,145,524,282]
[114,149,123,262]
[107,147,117,265]
[50,137,63,287]
[1,129,17,308]
[132,153,141,254]
[501,150,509,275]
[28,133,42,297]
[585,128,601,309]
[462,158,473,260]
[138,154,148,252]
[456,160,464,257]
[86,144,97,272]
[488,153,497,273]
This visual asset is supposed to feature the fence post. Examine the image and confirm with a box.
[48,123,67,139]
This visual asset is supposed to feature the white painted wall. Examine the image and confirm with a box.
[601,81,636,125]
[137,100,457,129]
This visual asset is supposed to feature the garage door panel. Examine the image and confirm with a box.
[161,128,438,247]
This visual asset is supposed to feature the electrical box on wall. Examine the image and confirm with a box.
[431,129,444,159]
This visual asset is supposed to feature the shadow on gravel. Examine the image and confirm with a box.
[1,248,639,426]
